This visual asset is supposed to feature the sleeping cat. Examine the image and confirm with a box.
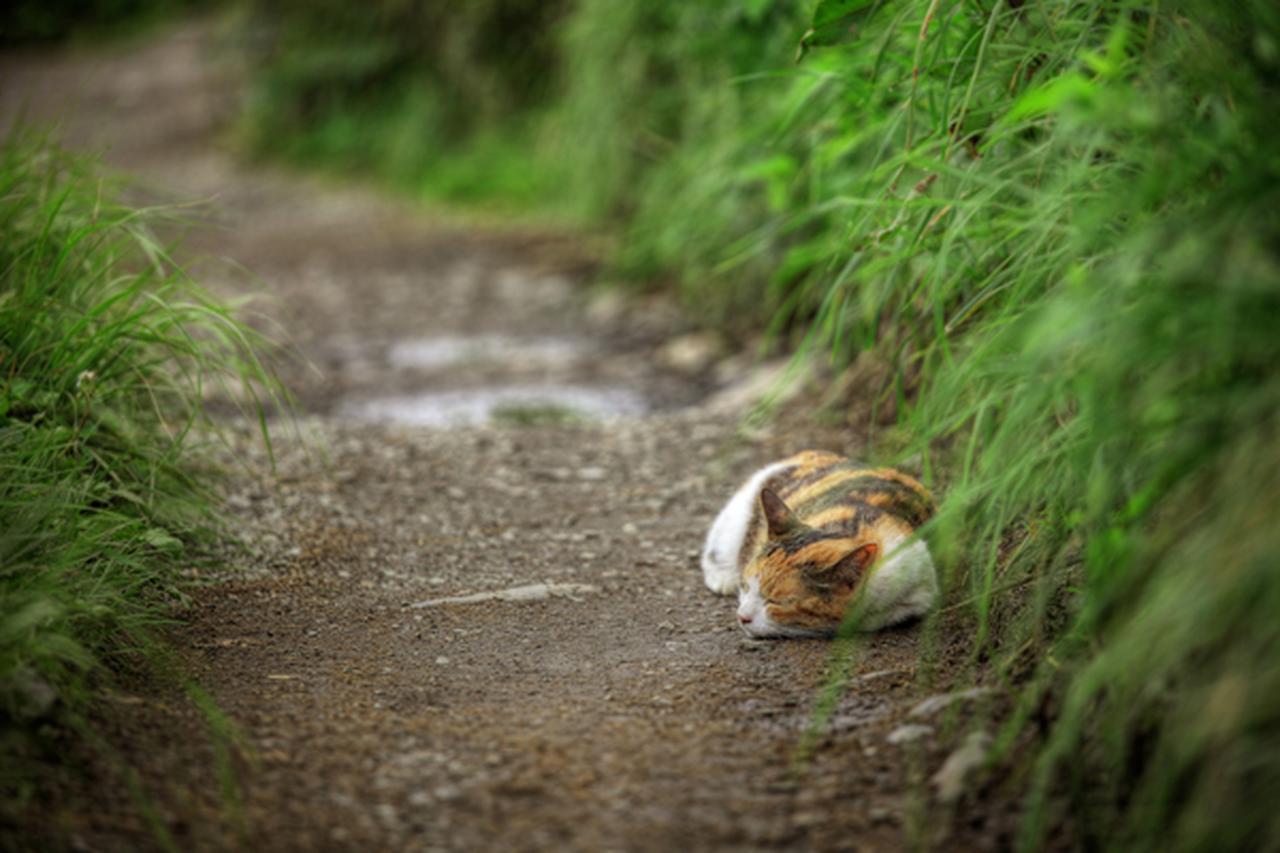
[701,450,937,637]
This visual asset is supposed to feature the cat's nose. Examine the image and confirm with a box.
[738,614,753,624]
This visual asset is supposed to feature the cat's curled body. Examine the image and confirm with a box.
[701,450,938,638]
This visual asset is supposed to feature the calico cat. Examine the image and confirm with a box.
[701,450,937,638]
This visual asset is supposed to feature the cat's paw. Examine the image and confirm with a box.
[701,561,740,596]
[704,574,739,596]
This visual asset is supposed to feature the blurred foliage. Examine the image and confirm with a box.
[548,2,815,328]
[0,0,202,45]
[238,0,572,206]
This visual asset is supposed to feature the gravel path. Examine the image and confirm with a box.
[1,22,985,852]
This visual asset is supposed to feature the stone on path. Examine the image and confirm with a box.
[407,582,599,609]
[908,686,994,719]
[931,731,992,803]
[886,723,934,745]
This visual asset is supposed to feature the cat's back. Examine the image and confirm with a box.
[764,451,934,532]
[703,449,935,594]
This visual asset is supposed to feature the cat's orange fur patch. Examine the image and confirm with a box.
[861,467,932,502]
[803,504,859,529]
[788,538,862,566]
[778,468,867,510]
[781,449,844,478]
[765,597,845,629]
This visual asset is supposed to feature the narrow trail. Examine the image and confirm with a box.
[2,23,979,852]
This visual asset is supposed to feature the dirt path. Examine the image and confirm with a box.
[2,23,984,852]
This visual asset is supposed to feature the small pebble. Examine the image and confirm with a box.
[868,807,896,825]
[887,723,934,745]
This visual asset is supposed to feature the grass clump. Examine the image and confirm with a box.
[798,3,1280,848]
[0,131,277,811]
[489,403,582,428]
[773,1,1279,847]
[753,1,1278,847]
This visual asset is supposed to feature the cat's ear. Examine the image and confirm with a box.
[834,542,878,575]
[760,488,801,539]
[804,542,878,591]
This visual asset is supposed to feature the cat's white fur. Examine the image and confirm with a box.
[842,531,938,632]
[700,461,792,595]
[703,465,939,637]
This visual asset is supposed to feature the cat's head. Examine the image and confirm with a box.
[736,488,879,638]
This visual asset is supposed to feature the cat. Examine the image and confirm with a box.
[701,450,938,638]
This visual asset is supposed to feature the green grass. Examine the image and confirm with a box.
[235,0,1280,847]
[235,0,571,212]
[799,3,1280,847]
[489,403,583,427]
[0,130,279,819]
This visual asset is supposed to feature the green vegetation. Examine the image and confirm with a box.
[490,403,583,428]
[237,0,571,209]
[240,0,1279,848]
[0,132,277,812]
[0,0,202,45]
